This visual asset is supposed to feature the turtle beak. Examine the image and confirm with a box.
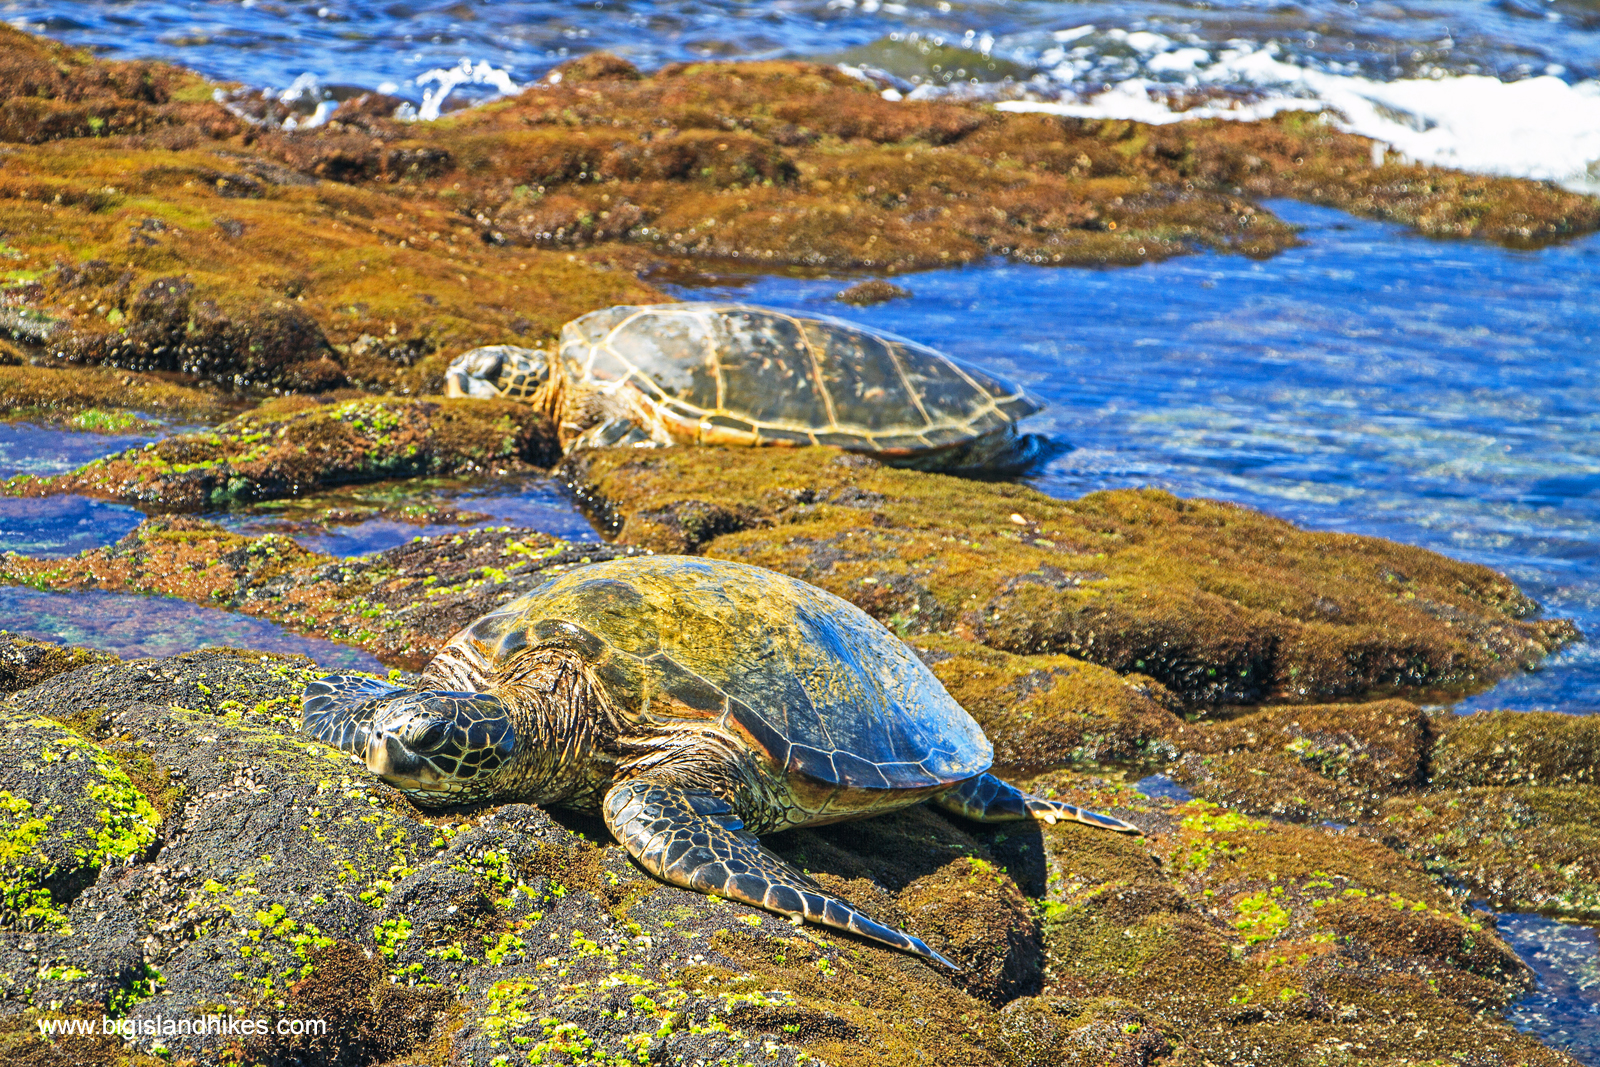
[366,734,442,790]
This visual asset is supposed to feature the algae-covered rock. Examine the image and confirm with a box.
[1432,709,1600,788]
[5,395,558,508]
[0,365,237,429]
[0,632,118,693]
[0,646,1578,1065]
[0,517,648,668]
[0,705,161,934]
[559,447,1575,707]
[1380,785,1600,920]
[1025,776,1565,1064]
[1166,699,1433,823]
[911,633,1182,774]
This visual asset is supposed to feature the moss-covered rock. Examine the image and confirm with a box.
[911,633,1182,775]
[5,395,558,507]
[0,26,1593,400]
[0,364,237,429]
[1166,699,1432,823]
[1380,785,1600,920]
[559,447,1575,707]
[0,705,161,934]
[0,517,648,668]
[1432,710,1600,788]
[1024,776,1563,1064]
[0,633,118,693]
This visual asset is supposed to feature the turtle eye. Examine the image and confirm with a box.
[413,721,451,752]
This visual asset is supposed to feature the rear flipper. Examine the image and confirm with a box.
[936,773,1142,834]
[603,779,957,969]
[301,674,410,757]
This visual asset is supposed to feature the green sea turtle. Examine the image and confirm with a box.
[444,302,1049,474]
[302,555,1139,967]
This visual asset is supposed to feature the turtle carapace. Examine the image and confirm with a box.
[302,555,1139,968]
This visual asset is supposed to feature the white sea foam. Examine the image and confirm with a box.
[414,59,520,121]
[992,36,1600,194]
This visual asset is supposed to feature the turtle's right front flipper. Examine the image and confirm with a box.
[602,779,957,969]
[302,674,410,757]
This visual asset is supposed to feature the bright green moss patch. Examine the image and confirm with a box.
[0,708,161,932]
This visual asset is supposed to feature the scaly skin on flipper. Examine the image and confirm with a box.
[603,778,958,969]
[935,773,1143,834]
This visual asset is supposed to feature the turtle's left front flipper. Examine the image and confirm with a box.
[936,773,1143,834]
[603,778,957,969]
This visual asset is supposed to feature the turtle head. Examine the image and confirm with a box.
[444,344,554,405]
[365,691,518,804]
[303,675,519,806]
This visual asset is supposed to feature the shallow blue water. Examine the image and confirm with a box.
[666,200,1600,715]
[0,584,384,668]
[0,421,161,479]
[209,476,602,556]
[0,495,145,556]
[1499,912,1600,1060]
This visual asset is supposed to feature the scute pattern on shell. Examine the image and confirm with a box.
[463,555,993,792]
[558,303,1041,454]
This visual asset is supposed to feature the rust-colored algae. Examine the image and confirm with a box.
[558,446,1575,706]
[0,28,1592,403]
[0,364,237,426]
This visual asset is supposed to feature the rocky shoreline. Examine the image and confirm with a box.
[0,20,1596,1067]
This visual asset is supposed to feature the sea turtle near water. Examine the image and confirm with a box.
[302,555,1139,967]
[444,302,1050,475]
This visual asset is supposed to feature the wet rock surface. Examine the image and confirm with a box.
[0,650,1584,1067]
[559,447,1576,707]
[5,395,558,508]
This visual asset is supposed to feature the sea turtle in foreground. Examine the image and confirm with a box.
[444,302,1049,475]
[302,556,1139,967]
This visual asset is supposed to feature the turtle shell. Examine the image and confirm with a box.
[460,556,992,791]
[558,303,1041,456]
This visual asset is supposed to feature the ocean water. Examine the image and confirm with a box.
[205,474,603,556]
[664,200,1600,716]
[0,583,385,668]
[6,0,1600,186]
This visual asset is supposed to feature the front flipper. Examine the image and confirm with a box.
[603,779,956,969]
[937,773,1142,835]
[301,674,410,757]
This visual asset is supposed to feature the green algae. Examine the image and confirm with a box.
[0,709,161,933]
[5,394,558,507]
